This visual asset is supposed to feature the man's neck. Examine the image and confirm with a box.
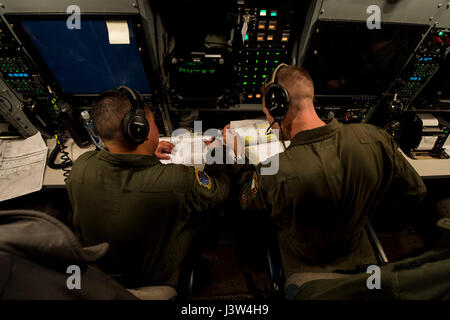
[105,142,151,156]
[284,101,326,139]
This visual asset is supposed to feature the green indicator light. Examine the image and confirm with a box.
[265,60,268,63]
[260,10,267,16]
[262,82,265,85]
[271,11,277,17]
[246,51,249,55]
[244,34,249,41]
[256,60,259,63]
[254,67,258,71]
[210,69,215,74]
[264,68,267,71]
[243,81,248,85]
[276,52,280,55]
[257,52,260,55]
[267,52,270,55]
[202,69,207,74]
[254,75,257,78]
[439,31,444,36]
[244,75,248,78]
[262,75,267,78]
[246,60,249,63]
[253,82,256,85]
[274,60,279,64]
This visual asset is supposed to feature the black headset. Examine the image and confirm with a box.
[119,86,150,145]
[264,63,289,121]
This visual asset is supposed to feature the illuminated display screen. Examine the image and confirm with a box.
[302,21,426,95]
[177,61,217,75]
[21,19,150,94]
[170,58,230,101]
[7,73,29,77]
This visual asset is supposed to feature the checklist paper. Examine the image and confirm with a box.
[159,134,212,170]
[230,119,289,164]
[106,21,130,45]
[0,132,48,202]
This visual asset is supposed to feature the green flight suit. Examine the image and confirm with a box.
[235,118,427,277]
[66,149,230,286]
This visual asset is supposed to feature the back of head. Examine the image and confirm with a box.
[276,65,315,108]
[91,89,134,149]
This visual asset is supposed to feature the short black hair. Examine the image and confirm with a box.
[277,65,315,101]
[91,89,132,146]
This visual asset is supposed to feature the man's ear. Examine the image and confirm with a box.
[262,104,274,123]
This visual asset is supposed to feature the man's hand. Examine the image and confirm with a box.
[223,124,244,158]
[203,137,222,149]
[154,141,175,160]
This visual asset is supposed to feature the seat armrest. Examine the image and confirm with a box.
[266,238,285,299]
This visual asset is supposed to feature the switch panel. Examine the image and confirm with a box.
[234,3,296,104]
[0,18,46,96]
[388,27,450,106]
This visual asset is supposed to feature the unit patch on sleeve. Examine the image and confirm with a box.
[241,189,248,204]
[250,171,259,194]
[195,168,212,190]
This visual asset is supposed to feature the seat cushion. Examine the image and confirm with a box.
[127,286,177,300]
[286,272,349,288]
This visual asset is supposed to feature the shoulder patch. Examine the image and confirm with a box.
[241,189,248,205]
[195,168,212,190]
[250,171,259,194]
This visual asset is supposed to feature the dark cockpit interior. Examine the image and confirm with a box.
[0,0,449,307]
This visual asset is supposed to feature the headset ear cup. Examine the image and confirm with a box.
[265,84,290,121]
[123,113,149,145]
[134,108,150,143]
[119,86,150,145]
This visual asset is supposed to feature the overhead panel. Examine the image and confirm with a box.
[435,2,450,28]
[319,0,442,25]
[0,0,139,14]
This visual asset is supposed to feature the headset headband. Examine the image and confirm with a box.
[118,86,139,109]
[264,63,288,88]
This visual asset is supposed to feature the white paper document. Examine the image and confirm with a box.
[0,132,48,202]
[230,119,279,146]
[158,119,290,167]
[159,134,211,169]
[230,119,288,164]
[106,21,130,44]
